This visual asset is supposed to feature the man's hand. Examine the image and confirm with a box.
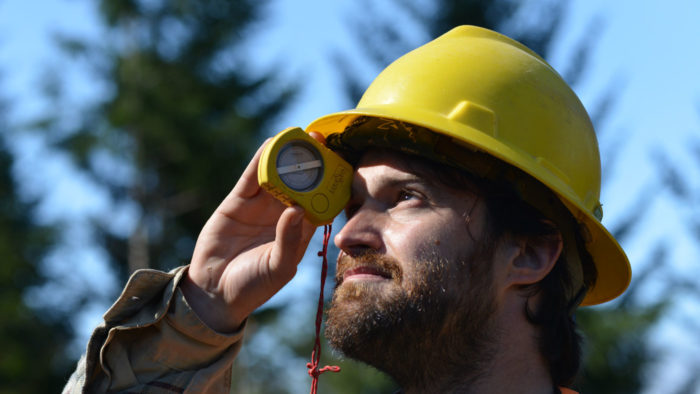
[181,140,317,332]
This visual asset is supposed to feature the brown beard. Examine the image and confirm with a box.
[324,249,498,391]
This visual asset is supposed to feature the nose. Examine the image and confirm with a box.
[334,204,384,257]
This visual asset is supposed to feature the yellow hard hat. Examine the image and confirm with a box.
[307,25,630,306]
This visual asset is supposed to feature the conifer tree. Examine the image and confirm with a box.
[0,89,72,393]
[40,1,298,391]
[52,0,296,278]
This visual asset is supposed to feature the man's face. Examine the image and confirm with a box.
[325,150,499,384]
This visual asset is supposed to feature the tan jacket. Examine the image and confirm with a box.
[63,266,243,394]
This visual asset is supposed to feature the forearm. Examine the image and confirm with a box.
[64,266,245,394]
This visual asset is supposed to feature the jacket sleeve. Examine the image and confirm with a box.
[63,266,245,394]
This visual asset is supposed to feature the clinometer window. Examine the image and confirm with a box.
[276,141,324,192]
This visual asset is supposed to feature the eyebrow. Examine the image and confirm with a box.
[379,172,424,187]
[385,165,456,192]
[350,170,436,201]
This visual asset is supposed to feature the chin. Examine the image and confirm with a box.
[325,280,415,354]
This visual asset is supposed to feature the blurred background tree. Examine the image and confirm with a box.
[24,0,301,392]
[45,0,296,278]
[0,87,74,391]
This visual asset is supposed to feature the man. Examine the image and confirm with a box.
[65,26,631,393]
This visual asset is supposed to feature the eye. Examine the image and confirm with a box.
[397,190,415,201]
[396,189,422,204]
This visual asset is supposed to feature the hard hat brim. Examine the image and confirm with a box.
[307,107,631,306]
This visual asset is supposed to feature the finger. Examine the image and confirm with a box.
[309,131,326,145]
[269,206,316,283]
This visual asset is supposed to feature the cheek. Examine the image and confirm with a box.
[384,215,472,278]
[427,217,474,258]
[383,221,440,263]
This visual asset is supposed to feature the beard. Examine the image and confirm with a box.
[324,248,498,390]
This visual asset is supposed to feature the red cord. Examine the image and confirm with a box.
[306,224,340,394]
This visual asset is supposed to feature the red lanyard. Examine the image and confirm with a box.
[306,224,340,394]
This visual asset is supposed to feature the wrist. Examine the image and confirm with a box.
[180,273,246,333]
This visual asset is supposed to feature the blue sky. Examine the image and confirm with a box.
[1,0,700,392]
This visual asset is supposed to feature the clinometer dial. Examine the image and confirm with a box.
[276,141,324,192]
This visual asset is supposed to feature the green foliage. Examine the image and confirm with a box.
[49,0,295,279]
[39,0,299,392]
[575,302,665,394]
[0,99,72,392]
[320,355,398,394]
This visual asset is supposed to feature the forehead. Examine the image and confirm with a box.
[354,149,479,192]
[356,149,439,177]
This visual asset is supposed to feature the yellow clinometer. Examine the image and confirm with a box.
[258,127,353,226]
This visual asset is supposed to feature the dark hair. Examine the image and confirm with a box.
[402,152,598,387]
[479,177,597,387]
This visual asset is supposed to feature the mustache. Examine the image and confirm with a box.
[336,252,404,285]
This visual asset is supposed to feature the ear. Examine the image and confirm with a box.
[504,228,563,288]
